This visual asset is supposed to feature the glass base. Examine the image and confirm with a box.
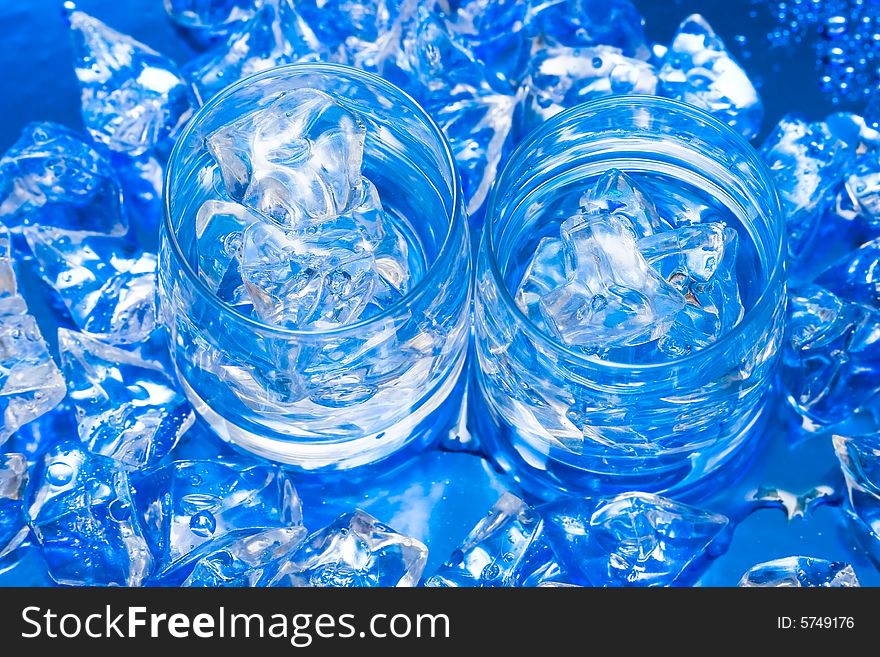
[177,350,467,471]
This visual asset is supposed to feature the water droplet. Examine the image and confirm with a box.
[189,511,217,537]
[46,462,74,486]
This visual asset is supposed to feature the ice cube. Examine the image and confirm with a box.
[58,329,194,469]
[185,0,325,101]
[0,453,28,560]
[514,237,569,329]
[425,493,554,587]
[24,226,157,345]
[524,45,658,128]
[132,459,301,578]
[25,442,153,586]
[0,234,67,444]
[541,492,729,586]
[530,0,649,58]
[183,526,308,587]
[267,509,428,587]
[539,213,686,350]
[738,556,859,587]
[816,237,880,307]
[0,122,125,235]
[208,88,366,225]
[845,151,880,225]
[640,224,744,356]
[658,14,763,140]
[403,8,518,220]
[782,285,880,429]
[441,0,531,86]
[66,8,194,156]
[164,0,257,35]
[581,169,669,239]
[834,433,880,544]
[194,200,261,292]
[760,116,850,258]
[239,210,404,329]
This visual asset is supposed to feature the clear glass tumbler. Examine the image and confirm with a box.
[473,96,786,499]
[160,63,471,471]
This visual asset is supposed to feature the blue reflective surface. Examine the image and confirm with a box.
[1,0,880,587]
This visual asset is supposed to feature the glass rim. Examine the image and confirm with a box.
[482,94,787,373]
[163,61,465,339]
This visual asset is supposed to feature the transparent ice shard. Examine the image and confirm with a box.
[208,88,366,225]
[425,493,553,587]
[164,0,257,35]
[0,453,28,559]
[514,236,569,329]
[640,224,744,356]
[26,442,153,586]
[441,0,531,86]
[58,329,194,469]
[183,526,308,587]
[542,492,729,586]
[132,459,301,577]
[658,14,763,140]
[66,8,194,156]
[0,226,66,445]
[540,213,686,350]
[0,122,125,235]
[782,285,880,428]
[185,0,325,101]
[24,226,158,345]
[194,199,261,292]
[834,433,880,543]
[525,45,657,126]
[816,237,880,307]
[845,151,880,225]
[267,509,427,587]
[530,0,649,58]
[738,556,859,587]
[581,169,669,239]
[760,115,850,258]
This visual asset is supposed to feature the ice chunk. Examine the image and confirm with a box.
[760,116,850,258]
[58,329,194,469]
[0,122,125,235]
[425,493,553,587]
[581,169,669,239]
[183,526,308,586]
[267,509,428,587]
[297,0,414,73]
[185,0,325,101]
[441,0,531,86]
[239,204,406,329]
[403,9,517,219]
[816,237,880,307]
[834,434,880,543]
[164,0,257,34]
[845,151,880,225]
[782,285,880,429]
[542,492,729,586]
[194,200,261,292]
[658,15,763,140]
[0,453,28,559]
[525,45,658,127]
[640,224,744,356]
[539,213,686,350]
[530,0,649,58]
[738,556,860,587]
[25,442,152,586]
[132,459,301,578]
[0,230,66,444]
[24,226,157,345]
[514,237,569,328]
[66,8,194,156]
[208,88,366,225]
